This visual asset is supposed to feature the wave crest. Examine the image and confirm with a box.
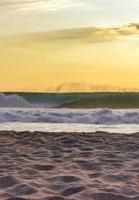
[0,94,31,107]
[0,107,139,124]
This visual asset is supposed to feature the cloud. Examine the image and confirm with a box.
[22,23,139,44]
[0,0,37,8]
[0,0,85,12]
[0,0,139,34]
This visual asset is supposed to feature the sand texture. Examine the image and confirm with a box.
[0,131,139,200]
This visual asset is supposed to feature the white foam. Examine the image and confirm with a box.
[0,122,139,134]
[0,107,139,124]
[0,94,31,107]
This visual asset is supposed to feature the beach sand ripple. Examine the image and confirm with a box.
[0,131,138,200]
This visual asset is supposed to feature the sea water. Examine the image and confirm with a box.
[0,93,139,134]
[0,107,139,133]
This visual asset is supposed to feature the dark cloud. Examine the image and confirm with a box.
[23,23,139,43]
[129,23,139,30]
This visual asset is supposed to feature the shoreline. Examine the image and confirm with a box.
[1,122,139,134]
[1,130,139,135]
[0,131,139,200]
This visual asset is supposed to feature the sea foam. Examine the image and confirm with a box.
[0,93,139,125]
[0,107,139,124]
[0,94,31,107]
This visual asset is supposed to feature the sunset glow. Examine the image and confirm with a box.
[0,0,139,92]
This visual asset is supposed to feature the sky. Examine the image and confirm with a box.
[0,0,139,91]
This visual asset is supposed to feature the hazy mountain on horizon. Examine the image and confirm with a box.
[45,82,139,93]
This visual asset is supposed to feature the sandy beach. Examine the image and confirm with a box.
[0,131,139,200]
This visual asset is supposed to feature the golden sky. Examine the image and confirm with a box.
[0,0,139,92]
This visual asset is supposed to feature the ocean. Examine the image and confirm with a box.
[1,92,139,133]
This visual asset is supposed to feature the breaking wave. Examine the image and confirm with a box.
[0,107,139,124]
[0,94,31,107]
[0,93,139,125]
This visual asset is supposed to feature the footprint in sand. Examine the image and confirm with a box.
[48,175,80,183]
[6,198,28,200]
[9,184,37,196]
[76,160,101,171]
[0,176,18,189]
[0,136,16,145]
[43,197,65,200]
[33,164,55,171]
[88,192,139,200]
[132,162,139,168]
[103,174,132,182]
[88,172,102,179]
[19,168,40,179]
[61,186,85,197]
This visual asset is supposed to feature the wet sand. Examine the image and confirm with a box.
[0,131,139,200]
